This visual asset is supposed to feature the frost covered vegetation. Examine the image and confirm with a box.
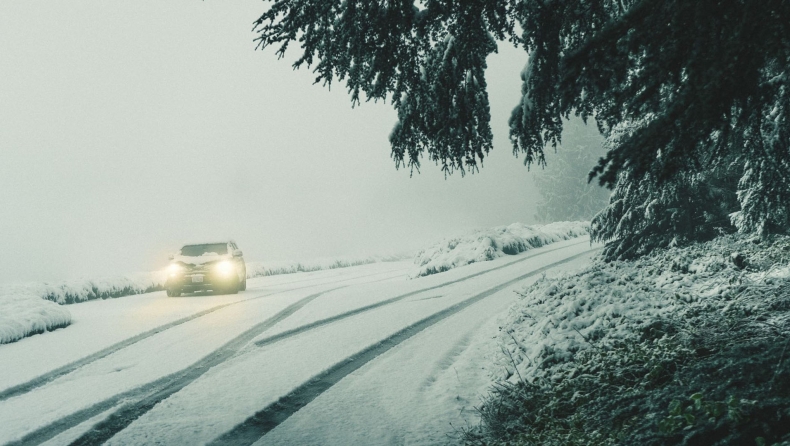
[246,253,409,278]
[411,221,589,278]
[465,234,790,445]
[31,273,167,305]
[0,273,168,344]
[0,293,71,344]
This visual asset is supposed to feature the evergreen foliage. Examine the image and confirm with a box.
[533,120,610,223]
[590,122,742,260]
[591,168,740,260]
[255,0,790,250]
[255,0,513,175]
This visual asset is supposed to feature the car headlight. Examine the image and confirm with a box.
[168,264,184,276]
[216,260,234,276]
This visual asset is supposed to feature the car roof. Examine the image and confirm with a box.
[179,240,236,247]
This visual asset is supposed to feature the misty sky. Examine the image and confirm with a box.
[0,1,560,284]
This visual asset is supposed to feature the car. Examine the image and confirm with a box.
[165,241,247,297]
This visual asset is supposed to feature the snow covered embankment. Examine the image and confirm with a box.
[410,221,589,278]
[0,293,71,344]
[467,234,790,444]
[494,235,790,381]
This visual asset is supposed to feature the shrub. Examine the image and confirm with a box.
[465,235,790,445]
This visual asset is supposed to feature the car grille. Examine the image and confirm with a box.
[184,264,211,274]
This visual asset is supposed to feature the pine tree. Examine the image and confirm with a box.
[254,0,790,251]
[591,167,742,260]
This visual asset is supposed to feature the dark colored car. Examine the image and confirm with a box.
[165,241,247,297]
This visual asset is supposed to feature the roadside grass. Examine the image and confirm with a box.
[411,221,589,278]
[465,234,790,445]
[42,282,165,305]
[245,253,410,279]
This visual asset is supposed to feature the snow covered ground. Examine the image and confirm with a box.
[410,221,589,278]
[0,255,408,345]
[0,237,598,445]
[464,233,790,444]
[0,273,172,345]
[494,234,790,383]
[0,222,584,346]
[259,252,595,446]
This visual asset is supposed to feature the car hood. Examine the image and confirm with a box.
[174,253,230,266]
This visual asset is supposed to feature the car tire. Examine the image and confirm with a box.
[166,288,181,297]
[240,277,247,291]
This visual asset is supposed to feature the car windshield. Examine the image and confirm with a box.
[180,243,227,256]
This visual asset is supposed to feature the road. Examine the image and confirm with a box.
[0,237,598,445]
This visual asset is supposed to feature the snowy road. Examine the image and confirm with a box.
[0,238,598,445]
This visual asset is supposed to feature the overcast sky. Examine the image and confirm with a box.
[0,1,550,284]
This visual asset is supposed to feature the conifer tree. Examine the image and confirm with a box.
[254,0,790,252]
[591,166,742,260]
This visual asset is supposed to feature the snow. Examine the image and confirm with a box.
[0,237,597,445]
[0,272,167,306]
[0,252,412,309]
[0,253,411,344]
[174,253,227,266]
[0,263,413,444]
[0,292,71,344]
[493,233,790,385]
[0,263,408,394]
[245,253,410,278]
[1,255,410,307]
[410,221,589,278]
[98,241,597,445]
[258,294,513,446]
[259,252,596,446]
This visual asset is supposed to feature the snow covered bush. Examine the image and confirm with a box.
[0,272,169,305]
[466,234,790,445]
[411,221,589,278]
[0,293,71,344]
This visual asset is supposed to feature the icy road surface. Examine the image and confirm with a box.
[0,238,598,445]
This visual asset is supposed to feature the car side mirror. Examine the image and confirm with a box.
[168,254,175,260]
[233,249,243,257]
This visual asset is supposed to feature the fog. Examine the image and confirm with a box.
[0,1,543,284]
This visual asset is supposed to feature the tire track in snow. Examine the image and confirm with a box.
[0,267,406,403]
[6,240,585,445]
[7,287,344,446]
[253,239,589,349]
[209,248,600,445]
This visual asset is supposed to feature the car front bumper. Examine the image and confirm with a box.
[165,272,238,293]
